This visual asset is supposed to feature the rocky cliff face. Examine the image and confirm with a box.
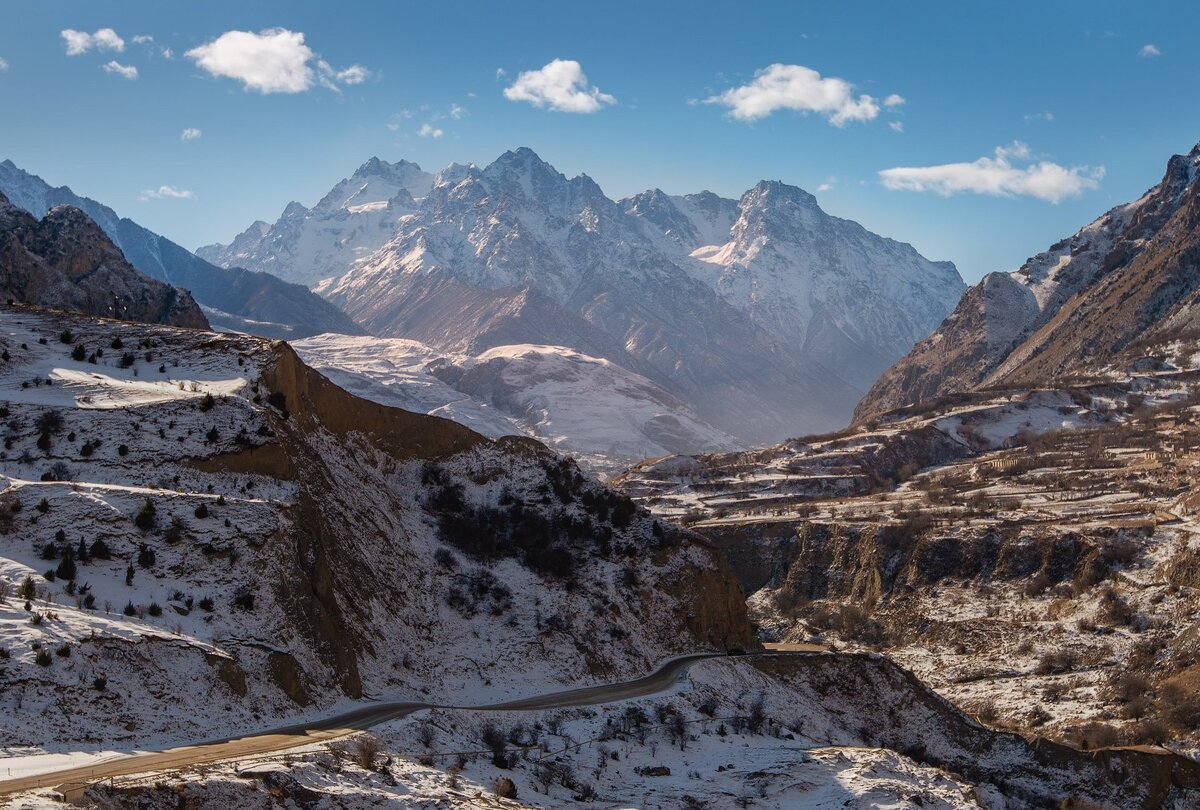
[0,192,208,328]
[0,159,362,339]
[857,140,1200,421]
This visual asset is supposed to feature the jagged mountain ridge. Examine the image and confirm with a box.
[0,191,208,328]
[204,148,963,442]
[0,160,363,339]
[626,181,964,390]
[856,140,1200,421]
[197,157,435,290]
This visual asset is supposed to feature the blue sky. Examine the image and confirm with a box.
[1,1,1197,281]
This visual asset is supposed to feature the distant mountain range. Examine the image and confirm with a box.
[202,148,964,442]
[856,140,1200,422]
[0,160,362,339]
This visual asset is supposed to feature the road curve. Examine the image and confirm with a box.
[0,651,744,800]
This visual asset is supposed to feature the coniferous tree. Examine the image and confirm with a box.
[134,498,156,530]
[55,547,76,581]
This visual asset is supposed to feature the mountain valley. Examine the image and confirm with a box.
[3,115,1200,810]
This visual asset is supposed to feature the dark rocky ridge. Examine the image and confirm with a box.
[0,160,362,339]
[0,191,208,328]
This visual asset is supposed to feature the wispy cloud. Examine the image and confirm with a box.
[883,94,905,108]
[61,28,125,56]
[140,185,194,201]
[102,61,138,80]
[1024,111,1055,123]
[1139,44,1162,58]
[704,63,887,126]
[418,123,444,138]
[879,142,1103,204]
[185,28,368,94]
[180,128,202,141]
[504,59,615,113]
[0,57,8,72]
[333,64,370,85]
[888,121,904,133]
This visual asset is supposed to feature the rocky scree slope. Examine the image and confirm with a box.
[0,304,752,756]
[0,160,362,339]
[857,140,1200,421]
[203,149,963,442]
[0,192,207,329]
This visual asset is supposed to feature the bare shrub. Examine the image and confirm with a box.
[1074,722,1119,750]
[1034,650,1079,675]
[972,698,999,725]
[492,777,518,799]
[349,734,382,770]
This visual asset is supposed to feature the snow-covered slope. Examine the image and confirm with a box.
[0,303,751,764]
[670,181,964,389]
[197,158,434,289]
[207,148,961,442]
[293,334,735,471]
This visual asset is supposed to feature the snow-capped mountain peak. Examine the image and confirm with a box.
[197,157,435,288]
[207,148,965,441]
[433,161,479,189]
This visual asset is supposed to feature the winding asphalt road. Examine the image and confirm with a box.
[0,651,784,801]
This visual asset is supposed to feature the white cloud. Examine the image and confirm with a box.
[62,28,125,56]
[1139,44,1161,58]
[140,185,193,200]
[131,35,154,44]
[884,94,905,107]
[334,64,369,85]
[450,103,466,119]
[418,123,444,138]
[504,59,615,113]
[185,28,370,95]
[704,63,884,126]
[888,121,904,133]
[180,128,202,141]
[816,178,836,192]
[102,61,138,80]
[0,58,7,72]
[879,142,1103,204]
[495,67,507,79]
[186,29,314,93]
[1024,111,1055,123]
